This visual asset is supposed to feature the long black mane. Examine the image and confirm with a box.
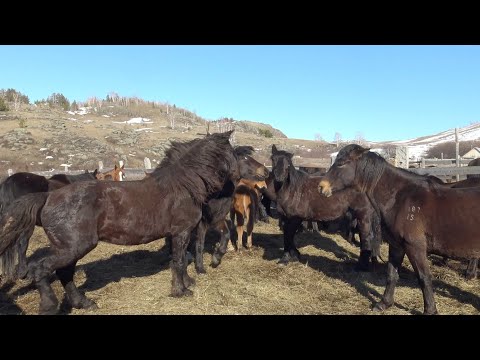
[0,172,49,217]
[273,148,310,188]
[339,145,433,194]
[150,131,236,205]
[49,171,97,184]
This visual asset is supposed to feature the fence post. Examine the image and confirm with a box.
[421,158,425,168]
[7,168,13,177]
[144,157,152,169]
[119,160,124,168]
[98,161,104,171]
[455,127,460,181]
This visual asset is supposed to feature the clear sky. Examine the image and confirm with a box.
[1,45,480,142]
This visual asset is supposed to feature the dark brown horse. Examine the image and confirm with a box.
[0,169,100,280]
[0,131,257,314]
[262,145,381,270]
[467,158,480,178]
[427,175,480,279]
[164,145,269,274]
[319,144,480,315]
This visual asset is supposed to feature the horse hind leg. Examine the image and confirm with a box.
[211,220,231,268]
[403,241,438,315]
[235,211,245,251]
[246,205,253,249]
[29,241,97,315]
[373,242,405,313]
[193,221,207,274]
[56,262,98,311]
[171,230,194,297]
[465,258,478,280]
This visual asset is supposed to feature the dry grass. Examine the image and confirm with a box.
[1,220,479,315]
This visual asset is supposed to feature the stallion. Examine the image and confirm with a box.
[319,144,480,314]
[262,145,381,270]
[0,131,257,314]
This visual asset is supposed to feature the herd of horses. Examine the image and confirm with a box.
[0,131,478,315]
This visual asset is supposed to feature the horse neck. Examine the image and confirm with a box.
[366,162,423,217]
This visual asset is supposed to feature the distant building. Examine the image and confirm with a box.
[462,147,480,159]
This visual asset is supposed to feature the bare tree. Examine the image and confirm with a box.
[334,132,342,148]
[169,112,176,129]
[354,131,366,146]
[12,92,20,111]
[314,133,324,142]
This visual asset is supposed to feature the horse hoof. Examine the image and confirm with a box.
[354,263,370,272]
[39,307,59,315]
[83,299,99,310]
[372,301,388,312]
[210,257,221,268]
[465,271,476,280]
[277,255,290,266]
[184,276,196,288]
[195,267,207,275]
[171,287,194,297]
[423,310,439,315]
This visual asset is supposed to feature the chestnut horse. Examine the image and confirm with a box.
[0,131,260,314]
[230,178,267,251]
[319,144,480,314]
[96,164,126,181]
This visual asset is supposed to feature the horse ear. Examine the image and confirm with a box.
[121,164,125,170]
[352,146,370,159]
[272,144,278,154]
[114,164,118,170]
[93,169,98,177]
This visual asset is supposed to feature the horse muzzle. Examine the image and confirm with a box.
[318,179,332,197]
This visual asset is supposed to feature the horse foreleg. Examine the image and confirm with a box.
[404,242,438,315]
[246,205,253,249]
[235,211,245,251]
[211,220,231,268]
[194,222,207,274]
[171,230,194,297]
[278,217,302,265]
[465,258,478,280]
[373,242,405,313]
[56,262,98,310]
[29,237,97,315]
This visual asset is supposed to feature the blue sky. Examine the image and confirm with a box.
[1,45,480,142]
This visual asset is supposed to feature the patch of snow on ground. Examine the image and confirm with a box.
[112,117,153,125]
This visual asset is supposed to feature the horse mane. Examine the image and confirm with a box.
[150,131,236,205]
[274,148,309,188]
[349,146,435,194]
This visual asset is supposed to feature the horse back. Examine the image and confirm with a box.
[391,186,480,257]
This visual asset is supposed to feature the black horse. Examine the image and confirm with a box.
[0,169,99,279]
[319,144,480,314]
[0,131,265,314]
[163,145,269,274]
[261,145,381,270]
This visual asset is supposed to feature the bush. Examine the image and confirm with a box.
[0,98,8,111]
[258,128,273,138]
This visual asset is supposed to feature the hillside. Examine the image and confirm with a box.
[374,123,480,160]
[0,101,336,175]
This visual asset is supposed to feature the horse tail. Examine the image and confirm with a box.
[0,192,49,282]
[250,188,259,224]
[370,208,382,259]
[0,179,14,220]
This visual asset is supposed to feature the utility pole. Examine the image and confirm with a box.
[455,127,460,181]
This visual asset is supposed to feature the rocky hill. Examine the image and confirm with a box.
[0,101,335,175]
